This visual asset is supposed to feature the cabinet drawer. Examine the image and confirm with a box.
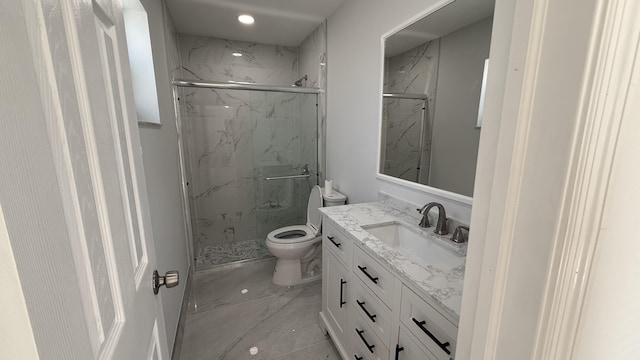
[349,307,390,360]
[353,245,396,307]
[395,328,438,360]
[400,286,457,360]
[352,281,393,348]
[323,219,353,268]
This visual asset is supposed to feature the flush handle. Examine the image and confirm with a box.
[153,270,179,295]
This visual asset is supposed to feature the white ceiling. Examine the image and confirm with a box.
[385,0,495,57]
[166,0,349,47]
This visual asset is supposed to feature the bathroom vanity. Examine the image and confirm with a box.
[319,201,466,360]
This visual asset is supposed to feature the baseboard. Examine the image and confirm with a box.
[171,266,193,360]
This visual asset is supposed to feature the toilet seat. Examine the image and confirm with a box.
[267,225,317,244]
[266,186,324,245]
[265,185,346,286]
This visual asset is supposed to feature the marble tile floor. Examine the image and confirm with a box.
[179,258,340,360]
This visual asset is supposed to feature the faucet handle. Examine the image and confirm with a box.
[451,225,470,243]
[419,215,431,228]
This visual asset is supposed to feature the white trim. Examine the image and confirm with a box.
[379,0,454,41]
[0,206,40,359]
[377,173,473,206]
[534,0,640,357]
[482,0,550,355]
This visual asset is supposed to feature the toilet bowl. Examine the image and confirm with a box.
[266,185,346,286]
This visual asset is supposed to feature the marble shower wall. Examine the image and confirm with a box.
[382,40,439,183]
[177,31,325,267]
[298,21,327,185]
[179,35,298,85]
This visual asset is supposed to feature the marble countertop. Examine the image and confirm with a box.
[319,202,466,323]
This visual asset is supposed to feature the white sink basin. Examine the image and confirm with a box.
[361,221,461,264]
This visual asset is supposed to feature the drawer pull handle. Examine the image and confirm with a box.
[356,300,377,322]
[395,344,404,360]
[339,279,347,308]
[357,265,379,284]
[411,317,451,355]
[356,328,375,353]
[354,355,363,360]
[327,236,342,248]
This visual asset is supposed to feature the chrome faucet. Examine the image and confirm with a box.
[416,202,449,235]
[451,225,470,243]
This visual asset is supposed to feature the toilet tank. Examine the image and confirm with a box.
[322,188,347,207]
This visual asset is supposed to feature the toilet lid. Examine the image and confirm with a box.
[306,185,323,235]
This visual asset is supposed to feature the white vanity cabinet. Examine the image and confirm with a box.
[320,218,458,360]
[323,244,350,339]
[321,221,352,354]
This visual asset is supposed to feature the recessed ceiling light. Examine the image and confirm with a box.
[232,52,243,57]
[238,15,254,25]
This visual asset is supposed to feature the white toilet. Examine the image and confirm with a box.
[266,185,346,286]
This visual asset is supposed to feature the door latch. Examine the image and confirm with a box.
[153,270,179,295]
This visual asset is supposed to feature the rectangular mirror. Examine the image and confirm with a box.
[379,0,495,199]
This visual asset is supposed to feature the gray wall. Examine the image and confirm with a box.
[139,0,189,349]
[326,0,474,222]
[429,17,492,197]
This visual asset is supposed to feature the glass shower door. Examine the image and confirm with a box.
[253,91,318,241]
[181,87,318,269]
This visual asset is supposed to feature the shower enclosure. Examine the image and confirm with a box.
[174,81,319,269]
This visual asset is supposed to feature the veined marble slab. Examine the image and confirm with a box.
[319,202,466,322]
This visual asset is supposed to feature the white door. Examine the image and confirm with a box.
[17,0,171,358]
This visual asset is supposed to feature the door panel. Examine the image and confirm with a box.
[93,0,148,284]
[19,0,170,358]
[325,251,349,337]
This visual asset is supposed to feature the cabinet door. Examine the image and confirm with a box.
[395,328,439,360]
[325,250,350,337]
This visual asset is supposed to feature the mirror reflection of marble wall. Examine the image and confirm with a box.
[382,40,439,184]
[381,3,494,198]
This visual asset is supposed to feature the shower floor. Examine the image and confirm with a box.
[196,238,272,269]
